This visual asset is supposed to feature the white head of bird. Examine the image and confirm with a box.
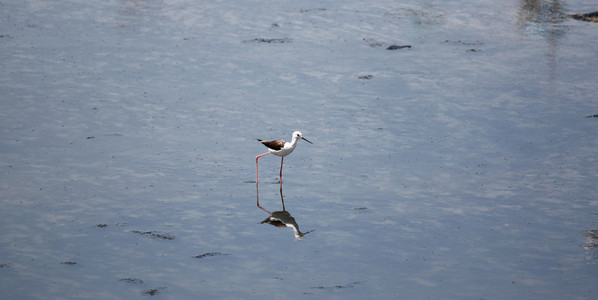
[291,131,308,144]
[281,131,312,156]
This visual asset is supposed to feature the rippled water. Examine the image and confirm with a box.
[1,0,597,299]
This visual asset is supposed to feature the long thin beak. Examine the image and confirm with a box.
[301,137,313,144]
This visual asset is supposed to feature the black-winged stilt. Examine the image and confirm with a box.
[255,131,312,183]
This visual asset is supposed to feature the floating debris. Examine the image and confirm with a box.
[86,136,95,139]
[0,264,12,268]
[584,114,598,118]
[243,38,291,43]
[96,224,108,228]
[61,261,78,265]
[353,207,368,210]
[119,277,144,284]
[568,12,598,23]
[387,44,411,50]
[132,230,176,240]
[358,75,373,80]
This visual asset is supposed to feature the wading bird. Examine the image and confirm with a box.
[255,131,312,183]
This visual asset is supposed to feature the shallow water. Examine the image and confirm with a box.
[1,0,598,299]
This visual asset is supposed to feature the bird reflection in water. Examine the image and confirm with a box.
[256,181,313,239]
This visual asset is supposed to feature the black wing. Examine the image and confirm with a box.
[257,139,286,150]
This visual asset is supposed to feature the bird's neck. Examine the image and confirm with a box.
[289,137,298,147]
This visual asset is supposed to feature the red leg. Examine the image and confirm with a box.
[255,152,270,183]
[279,156,284,182]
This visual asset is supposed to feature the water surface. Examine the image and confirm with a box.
[1,0,598,299]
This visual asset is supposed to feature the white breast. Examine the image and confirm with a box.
[270,142,296,157]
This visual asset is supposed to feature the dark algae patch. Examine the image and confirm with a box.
[386,44,411,50]
[194,252,229,259]
[243,38,291,43]
[141,287,167,296]
[119,277,144,284]
[132,230,175,240]
[299,8,326,13]
[444,40,483,52]
[310,281,367,290]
